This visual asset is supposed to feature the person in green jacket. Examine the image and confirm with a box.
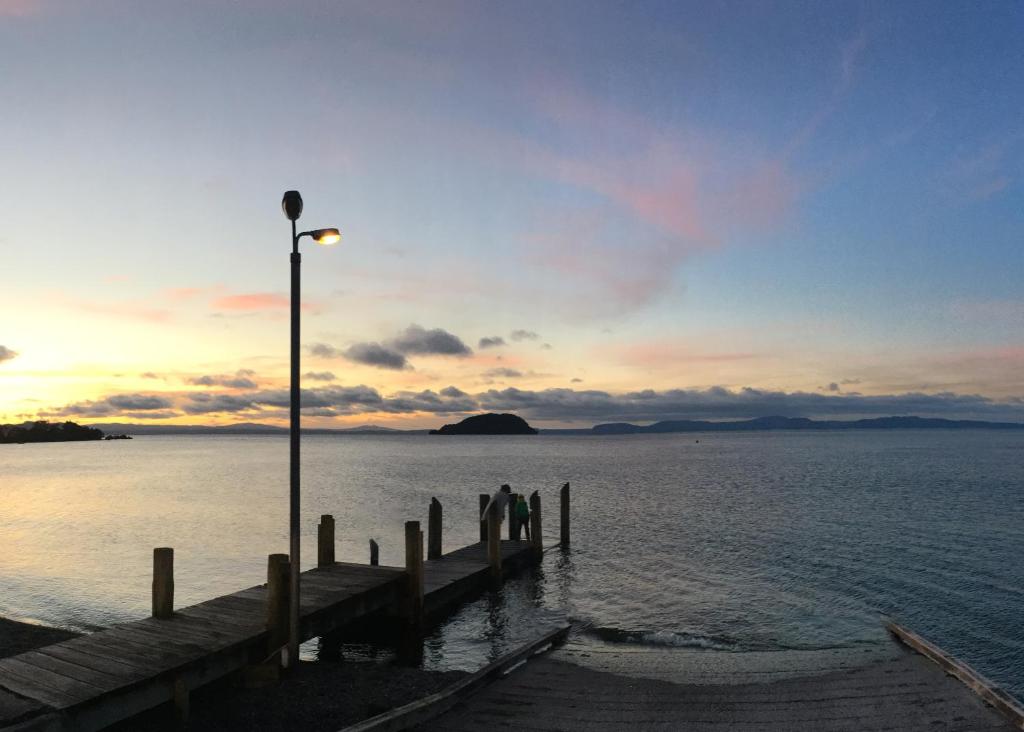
[515,494,531,541]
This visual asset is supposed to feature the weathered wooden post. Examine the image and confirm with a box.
[506,486,518,540]
[266,553,290,658]
[529,491,543,557]
[173,677,189,725]
[560,482,570,547]
[479,493,489,542]
[317,514,335,567]
[428,497,443,560]
[487,500,502,585]
[369,539,379,566]
[511,493,522,541]
[152,547,174,619]
[405,521,424,630]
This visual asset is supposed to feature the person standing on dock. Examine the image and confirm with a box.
[481,484,513,525]
[515,494,531,540]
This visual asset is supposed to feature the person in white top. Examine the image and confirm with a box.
[480,484,513,525]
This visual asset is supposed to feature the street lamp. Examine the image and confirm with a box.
[281,189,340,666]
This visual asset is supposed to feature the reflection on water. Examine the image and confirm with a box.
[2,431,1023,696]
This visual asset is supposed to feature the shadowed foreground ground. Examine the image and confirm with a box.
[417,646,1016,732]
[0,617,78,659]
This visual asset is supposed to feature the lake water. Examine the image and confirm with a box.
[2,431,1023,697]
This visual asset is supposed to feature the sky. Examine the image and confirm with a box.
[1,0,1022,428]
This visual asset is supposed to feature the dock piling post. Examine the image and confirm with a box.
[511,493,522,541]
[369,538,379,566]
[266,553,291,659]
[487,500,502,585]
[173,676,189,725]
[152,547,174,619]
[404,521,424,630]
[428,497,443,560]
[560,482,570,547]
[479,493,489,542]
[505,485,516,540]
[317,514,335,567]
[529,491,543,558]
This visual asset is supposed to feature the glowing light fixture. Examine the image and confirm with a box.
[310,228,341,246]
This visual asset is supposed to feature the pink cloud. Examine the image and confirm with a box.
[595,339,763,368]
[78,302,172,324]
[213,293,290,310]
[0,0,41,17]
[165,287,207,301]
[970,176,1011,200]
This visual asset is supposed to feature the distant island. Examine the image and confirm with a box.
[590,415,1024,434]
[430,413,539,435]
[1,421,104,444]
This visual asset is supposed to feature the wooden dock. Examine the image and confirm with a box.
[0,488,559,732]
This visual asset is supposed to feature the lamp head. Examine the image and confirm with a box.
[311,228,341,246]
[281,190,303,221]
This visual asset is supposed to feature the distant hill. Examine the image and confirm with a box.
[430,413,538,435]
[592,415,1024,434]
[1,420,104,444]
[90,422,410,435]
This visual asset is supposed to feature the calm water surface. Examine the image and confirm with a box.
[2,431,1022,696]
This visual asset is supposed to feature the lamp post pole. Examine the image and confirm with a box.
[288,216,301,667]
[281,190,340,668]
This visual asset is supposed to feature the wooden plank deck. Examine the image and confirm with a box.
[416,641,1020,732]
[0,539,534,732]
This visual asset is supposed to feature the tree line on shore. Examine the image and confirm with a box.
[0,421,104,444]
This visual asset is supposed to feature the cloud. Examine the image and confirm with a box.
[0,0,41,18]
[941,136,1021,202]
[308,343,342,358]
[36,382,1024,425]
[510,330,539,342]
[304,371,336,381]
[106,394,174,410]
[478,336,506,349]
[826,382,840,392]
[344,342,409,370]
[390,324,471,356]
[483,367,523,379]
[186,370,258,389]
[330,324,472,371]
[571,377,583,383]
[42,393,174,417]
[0,345,17,363]
[140,372,160,379]
[183,393,256,415]
[475,386,1024,424]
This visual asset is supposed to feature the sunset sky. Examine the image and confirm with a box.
[2,0,1022,428]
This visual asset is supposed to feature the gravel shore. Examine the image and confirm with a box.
[111,658,467,731]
